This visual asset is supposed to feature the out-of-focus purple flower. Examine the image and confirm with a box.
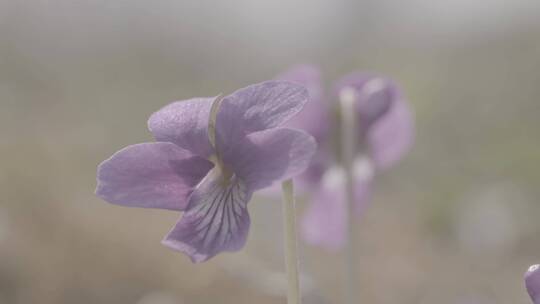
[96,81,316,263]
[279,65,330,143]
[526,264,540,303]
[334,73,415,170]
[277,65,333,191]
[278,65,414,250]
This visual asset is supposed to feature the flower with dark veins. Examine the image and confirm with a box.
[278,65,414,249]
[96,81,316,262]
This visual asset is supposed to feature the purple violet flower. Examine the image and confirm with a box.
[96,81,316,263]
[278,65,414,250]
[526,264,540,303]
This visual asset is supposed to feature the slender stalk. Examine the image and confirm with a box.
[340,88,359,304]
[281,179,301,304]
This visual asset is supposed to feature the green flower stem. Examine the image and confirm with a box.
[340,88,359,304]
[281,179,301,304]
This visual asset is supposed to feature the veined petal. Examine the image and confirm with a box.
[278,65,330,142]
[221,128,317,191]
[215,81,309,145]
[368,98,414,170]
[526,265,540,304]
[148,97,215,158]
[162,171,252,263]
[96,143,214,210]
[301,164,372,250]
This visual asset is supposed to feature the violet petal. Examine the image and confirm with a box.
[301,165,372,250]
[220,128,317,191]
[96,142,214,210]
[215,80,308,145]
[526,264,540,304]
[301,183,346,250]
[335,73,396,130]
[162,171,252,263]
[368,97,414,170]
[278,65,330,142]
[148,97,215,158]
[335,73,414,170]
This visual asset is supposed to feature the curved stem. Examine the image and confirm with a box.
[281,179,301,304]
[208,95,226,171]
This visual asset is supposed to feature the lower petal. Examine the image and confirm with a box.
[162,171,252,263]
[300,166,372,250]
[301,186,347,250]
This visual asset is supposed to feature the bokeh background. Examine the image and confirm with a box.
[1,0,540,303]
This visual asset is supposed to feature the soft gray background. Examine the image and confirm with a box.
[1,0,540,303]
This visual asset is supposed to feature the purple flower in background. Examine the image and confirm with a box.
[96,81,316,262]
[526,264,540,303]
[278,65,414,249]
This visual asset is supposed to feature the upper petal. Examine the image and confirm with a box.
[162,171,252,263]
[221,128,317,191]
[368,98,414,170]
[526,265,540,304]
[96,142,214,210]
[277,65,330,142]
[148,97,215,158]
[215,81,309,146]
[301,183,346,250]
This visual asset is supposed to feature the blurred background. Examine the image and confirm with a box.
[1,0,540,303]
